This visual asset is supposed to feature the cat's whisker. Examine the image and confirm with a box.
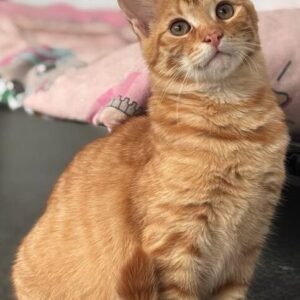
[157,69,182,104]
[228,42,258,51]
[235,50,260,76]
[153,61,179,81]
[165,72,182,92]
[228,37,258,43]
[175,71,189,124]
[235,51,254,72]
[243,53,260,74]
[227,38,260,48]
[153,60,175,77]
[151,63,179,93]
[231,42,259,49]
[190,51,206,61]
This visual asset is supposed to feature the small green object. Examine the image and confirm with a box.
[0,77,25,109]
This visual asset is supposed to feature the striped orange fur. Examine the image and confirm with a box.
[12,1,289,299]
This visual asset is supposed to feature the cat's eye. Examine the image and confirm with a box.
[170,19,191,36]
[216,2,235,20]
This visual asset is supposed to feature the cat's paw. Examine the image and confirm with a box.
[211,284,247,300]
[96,107,130,132]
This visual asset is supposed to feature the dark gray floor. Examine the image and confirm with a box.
[0,109,299,300]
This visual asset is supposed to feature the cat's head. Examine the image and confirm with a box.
[118,0,260,83]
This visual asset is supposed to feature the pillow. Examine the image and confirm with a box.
[23,9,300,139]
[252,0,300,11]
[24,43,146,123]
[260,9,300,139]
[0,1,126,26]
[0,2,135,63]
[12,0,118,9]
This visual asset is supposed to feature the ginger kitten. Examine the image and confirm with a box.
[12,0,289,299]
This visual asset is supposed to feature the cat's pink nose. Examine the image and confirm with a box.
[203,31,223,48]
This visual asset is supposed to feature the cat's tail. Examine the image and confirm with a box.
[117,248,159,300]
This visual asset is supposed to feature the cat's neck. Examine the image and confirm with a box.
[148,51,276,147]
[150,51,269,104]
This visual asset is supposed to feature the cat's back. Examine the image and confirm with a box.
[71,115,152,173]
[12,116,153,300]
[47,115,153,211]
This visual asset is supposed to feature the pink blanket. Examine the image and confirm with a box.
[0,2,134,62]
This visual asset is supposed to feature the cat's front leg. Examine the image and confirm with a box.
[211,243,262,300]
[143,229,205,300]
[211,283,248,300]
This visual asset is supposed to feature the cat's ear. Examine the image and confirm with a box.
[245,0,259,29]
[118,0,156,39]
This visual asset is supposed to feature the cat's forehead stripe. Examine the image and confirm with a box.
[176,0,224,27]
[179,0,202,27]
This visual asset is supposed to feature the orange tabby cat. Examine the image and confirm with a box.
[12,0,289,299]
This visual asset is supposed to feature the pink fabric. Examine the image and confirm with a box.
[88,72,144,121]
[91,72,150,124]
[24,43,146,122]
[0,2,127,27]
[259,9,300,138]
[0,46,59,66]
[0,4,135,63]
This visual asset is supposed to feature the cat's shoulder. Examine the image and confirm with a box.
[70,116,152,171]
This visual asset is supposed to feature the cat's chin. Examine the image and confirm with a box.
[194,53,243,81]
[201,51,231,69]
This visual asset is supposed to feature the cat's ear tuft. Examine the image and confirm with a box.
[118,0,156,39]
